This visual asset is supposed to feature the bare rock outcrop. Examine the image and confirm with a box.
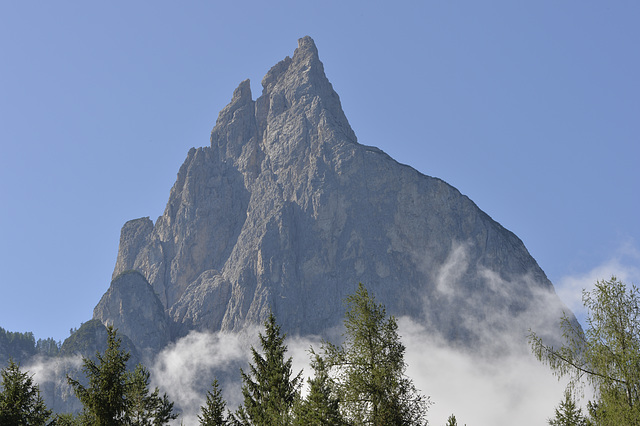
[93,271,169,359]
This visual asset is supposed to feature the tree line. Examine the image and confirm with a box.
[0,327,62,364]
[2,277,639,425]
[0,284,431,425]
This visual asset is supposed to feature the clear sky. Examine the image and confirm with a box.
[1,2,638,344]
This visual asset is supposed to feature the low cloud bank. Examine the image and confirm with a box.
[149,327,324,425]
[148,321,568,426]
[27,355,84,414]
[399,317,567,425]
[29,238,608,424]
[150,328,257,424]
[149,241,581,425]
[25,324,570,425]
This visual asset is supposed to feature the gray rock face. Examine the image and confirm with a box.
[98,36,569,354]
[93,271,169,359]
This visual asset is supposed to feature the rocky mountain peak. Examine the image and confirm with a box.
[260,36,320,93]
[100,36,571,358]
[295,35,319,59]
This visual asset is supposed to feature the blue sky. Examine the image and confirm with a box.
[1,2,638,344]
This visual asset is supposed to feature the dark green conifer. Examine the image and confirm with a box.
[199,379,229,425]
[67,325,177,425]
[0,358,52,425]
[548,389,587,426]
[68,326,130,425]
[234,312,302,426]
[445,414,458,426]
[126,363,178,425]
[293,352,346,425]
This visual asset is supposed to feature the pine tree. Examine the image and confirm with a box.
[68,326,130,425]
[293,352,346,425]
[445,414,458,426]
[548,389,587,426]
[445,414,467,426]
[0,358,52,425]
[234,312,302,426]
[322,283,430,425]
[67,325,177,425]
[126,363,178,425]
[53,413,82,425]
[199,379,229,425]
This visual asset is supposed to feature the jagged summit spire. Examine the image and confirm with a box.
[294,35,319,61]
[260,36,319,93]
[232,79,252,104]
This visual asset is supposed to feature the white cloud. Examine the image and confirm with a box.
[434,241,470,297]
[27,355,85,413]
[71,239,627,425]
[403,241,584,424]
[148,314,573,426]
[150,328,322,425]
[399,317,569,426]
[150,329,257,425]
[556,241,640,319]
[28,354,84,384]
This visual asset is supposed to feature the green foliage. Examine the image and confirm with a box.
[67,326,177,425]
[321,283,431,425]
[234,312,302,426]
[444,413,467,426]
[530,276,640,425]
[60,320,141,367]
[0,327,61,366]
[293,353,346,426]
[126,363,178,425]
[36,337,61,357]
[199,379,229,425]
[61,320,111,357]
[68,325,131,425]
[55,412,82,425]
[0,326,37,363]
[548,389,587,426]
[0,358,52,425]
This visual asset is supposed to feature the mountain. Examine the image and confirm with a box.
[94,36,570,359]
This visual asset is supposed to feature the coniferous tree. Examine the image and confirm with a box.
[293,352,346,426]
[234,312,302,426]
[199,379,229,425]
[67,326,177,425]
[548,389,587,426]
[36,337,61,357]
[126,363,178,425]
[54,413,82,426]
[0,327,38,363]
[127,364,155,425]
[445,414,458,426]
[322,283,430,425]
[68,326,130,425]
[444,414,467,426]
[0,358,52,425]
